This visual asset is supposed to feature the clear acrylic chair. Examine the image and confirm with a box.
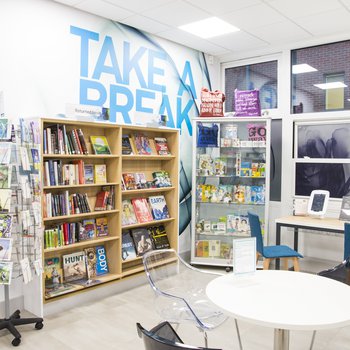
[142,249,242,349]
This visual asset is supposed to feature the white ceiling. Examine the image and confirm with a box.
[53,0,350,61]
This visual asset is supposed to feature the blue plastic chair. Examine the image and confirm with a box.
[248,212,303,271]
[344,223,350,260]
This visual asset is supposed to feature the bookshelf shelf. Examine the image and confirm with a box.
[44,182,119,190]
[122,187,175,195]
[43,154,119,159]
[43,209,119,222]
[44,236,119,253]
[122,155,175,160]
[121,217,175,230]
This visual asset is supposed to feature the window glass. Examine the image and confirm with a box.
[225,61,278,112]
[291,40,350,114]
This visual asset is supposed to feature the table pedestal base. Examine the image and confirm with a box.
[274,329,289,350]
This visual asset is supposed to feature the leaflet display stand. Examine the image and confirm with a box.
[0,120,43,346]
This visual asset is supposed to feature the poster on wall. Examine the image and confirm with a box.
[295,122,350,198]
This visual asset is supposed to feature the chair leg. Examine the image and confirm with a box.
[283,258,289,271]
[310,330,316,350]
[263,258,271,270]
[234,318,243,350]
[203,331,208,348]
[293,257,300,272]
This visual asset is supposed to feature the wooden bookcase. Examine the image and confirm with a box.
[40,119,179,303]
[120,125,179,277]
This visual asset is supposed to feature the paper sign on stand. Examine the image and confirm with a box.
[233,237,256,275]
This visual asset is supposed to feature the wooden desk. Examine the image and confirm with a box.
[275,216,345,270]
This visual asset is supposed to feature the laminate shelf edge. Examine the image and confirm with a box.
[43,209,119,222]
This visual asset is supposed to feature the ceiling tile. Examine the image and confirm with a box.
[159,29,229,55]
[75,0,133,21]
[209,31,268,52]
[54,0,84,5]
[248,20,312,44]
[141,0,209,27]
[293,8,350,36]
[103,0,175,13]
[121,15,171,34]
[266,0,343,19]
[184,0,262,16]
[222,3,286,31]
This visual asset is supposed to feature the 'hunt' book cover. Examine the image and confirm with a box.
[62,251,87,282]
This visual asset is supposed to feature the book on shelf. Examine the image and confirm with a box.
[45,282,78,299]
[131,198,153,223]
[131,227,153,256]
[95,245,109,276]
[214,157,227,176]
[94,164,107,184]
[132,134,152,155]
[0,261,13,285]
[220,243,231,259]
[154,137,171,155]
[96,217,108,236]
[0,237,12,260]
[44,257,63,288]
[84,164,94,184]
[82,219,96,239]
[121,230,137,261]
[198,154,214,176]
[122,173,137,190]
[84,247,97,279]
[208,240,221,257]
[122,135,134,155]
[134,173,147,189]
[148,195,170,220]
[94,189,110,211]
[62,251,87,282]
[148,225,170,250]
[152,171,172,187]
[196,240,209,257]
[90,136,111,155]
[121,199,138,226]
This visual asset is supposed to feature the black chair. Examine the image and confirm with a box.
[137,322,222,350]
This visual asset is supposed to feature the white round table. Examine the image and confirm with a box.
[206,270,350,350]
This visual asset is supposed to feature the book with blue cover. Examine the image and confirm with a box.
[148,195,169,220]
[95,245,109,276]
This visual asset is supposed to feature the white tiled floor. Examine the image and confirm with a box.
[0,258,349,349]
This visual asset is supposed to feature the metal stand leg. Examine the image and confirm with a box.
[234,318,243,350]
[274,329,289,350]
[309,331,316,350]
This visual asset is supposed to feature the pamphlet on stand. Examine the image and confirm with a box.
[233,237,256,275]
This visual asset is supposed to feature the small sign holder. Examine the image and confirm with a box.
[233,237,256,275]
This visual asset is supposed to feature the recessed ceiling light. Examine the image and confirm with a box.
[314,82,347,90]
[292,64,317,74]
[179,17,240,39]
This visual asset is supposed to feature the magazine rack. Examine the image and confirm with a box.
[0,120,43,346]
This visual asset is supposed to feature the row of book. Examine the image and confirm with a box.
[44,125,89,155]
[239,161,266,177]
[122,134,171,156]
[122,224,170,261]
[44,217,108,249]
[196,214,251,236]
[122,195,169,226]
[44,123,112,155]
[196,184,265,205]
[196,240,232,259]
[44,160,107,186]
[122,170,172,190]
[44,245,109,298]
[44,188,114,218]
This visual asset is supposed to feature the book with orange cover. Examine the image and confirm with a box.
[131,198,153,223]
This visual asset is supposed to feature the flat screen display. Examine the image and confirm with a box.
[311,194,326,212]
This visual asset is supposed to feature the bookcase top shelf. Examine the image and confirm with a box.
[43,209,119,222]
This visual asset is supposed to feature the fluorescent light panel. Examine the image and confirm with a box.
[292,63,317,74]
[179,17,240,39]
[314,82,347,90]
